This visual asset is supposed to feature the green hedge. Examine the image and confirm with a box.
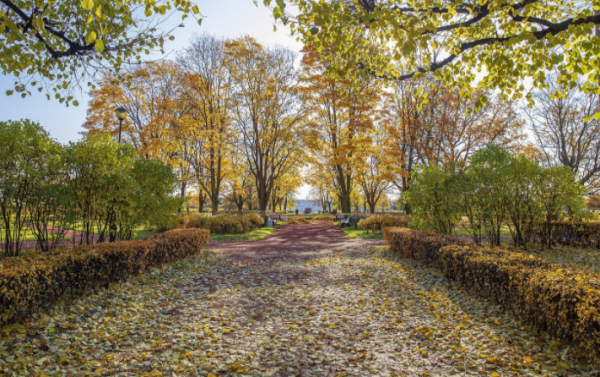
[0,228,210,327]
[383,227,600,359]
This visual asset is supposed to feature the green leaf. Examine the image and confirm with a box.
[309,27,319,35]
[94,39,104,52]
[273,6,283,19]
[85,31,97,45]
[81,0,94,11]
[192,5,200,14]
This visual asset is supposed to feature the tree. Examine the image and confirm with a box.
[527,77,600,193]
[0,119,63,256]
[1,0,201,105]
[356,122,391,214]
[84,61,182,162]
[271,0,600,105]
[224,37,305,212]
[383,76,525,213]
[269,170,302,212]
[178,33,232,214]
[403,164,462,235]
[308,167,336,212]
[84,61,191,201]
[300,46,382,213]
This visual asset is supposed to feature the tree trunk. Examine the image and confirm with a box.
[211,196,219,215]
[198,194,206,213]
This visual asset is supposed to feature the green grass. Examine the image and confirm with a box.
[209,227,276,242]
[334,222,384,239]
[134,230,155,240]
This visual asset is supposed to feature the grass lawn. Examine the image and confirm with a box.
[210,227,276,242]
[134,230,155,240]
[334,222,384,239]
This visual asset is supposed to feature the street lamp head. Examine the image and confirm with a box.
[115,106,128,121]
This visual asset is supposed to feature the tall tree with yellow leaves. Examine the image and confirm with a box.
[300,46,383,213]
[177,34,232,215]
[356,121,392,214]
[224,37,305,212]
[84,61,182,162]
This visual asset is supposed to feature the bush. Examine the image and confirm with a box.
[383,227,461,264]
[286,217,311,225]
[244,212,265,228]
[359,215,409,233]
[537,221,600,248]
[311,214,335,222]
[0,229,210,327]
[186,213,262,234]
[384,226,600,359]
[437,245,600,359]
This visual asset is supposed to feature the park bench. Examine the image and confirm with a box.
[269,214,281,226]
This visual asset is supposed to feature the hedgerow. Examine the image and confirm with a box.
[0,228,210,327]
[310,214,335,222]
[383,227,600,359]
[358,215,409,233]
[286,217,311,225]
[537,221,600,248]
[186,213,262,234]
[382,227,460,264]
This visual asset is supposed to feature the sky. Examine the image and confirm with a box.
[0,0,313,198]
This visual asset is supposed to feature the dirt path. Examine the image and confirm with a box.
[0,224,594,376]
[206,222,385,260]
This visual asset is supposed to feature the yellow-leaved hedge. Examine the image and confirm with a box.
[0,229,210,327]
[358,215,410,233]
[383,227,600,359]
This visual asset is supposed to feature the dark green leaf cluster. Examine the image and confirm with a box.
[404,145,587,248]
[0,120,182,257]
[0,0,202,105]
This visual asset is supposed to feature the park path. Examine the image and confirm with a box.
[0,224,594,376]
[206,222,385,258]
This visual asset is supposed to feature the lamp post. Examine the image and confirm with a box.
[114,106,128,144]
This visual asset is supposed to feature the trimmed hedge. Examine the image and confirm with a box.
[537,221,600,248]
[311,214,335,222]
[286,217,311,225]
[383,227,600,359]
[187,213,261,234]
[382,227,461,264]
[0,228,210,327]
[359,215,410,233]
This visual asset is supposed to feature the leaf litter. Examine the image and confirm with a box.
[0,246,598,376]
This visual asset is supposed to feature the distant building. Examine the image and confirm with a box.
[293,199,322,213]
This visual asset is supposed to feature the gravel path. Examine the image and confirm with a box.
[0,225,596,376]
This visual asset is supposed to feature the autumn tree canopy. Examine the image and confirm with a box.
[269,0,600,107]
[1,0,202,105]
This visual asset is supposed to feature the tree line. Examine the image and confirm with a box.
[83,33,600,215]
[0,122,180,257]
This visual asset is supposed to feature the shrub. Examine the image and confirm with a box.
[311,214,335,222]
[186,213,261,234]
[286,217,311,225]
[537,221,600,248]
[436,245,600,359]
[359,215,409,233]
[244,212,265,228]
[0,228,209,327]
[384,226,600,359]
[383,227,461,264]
